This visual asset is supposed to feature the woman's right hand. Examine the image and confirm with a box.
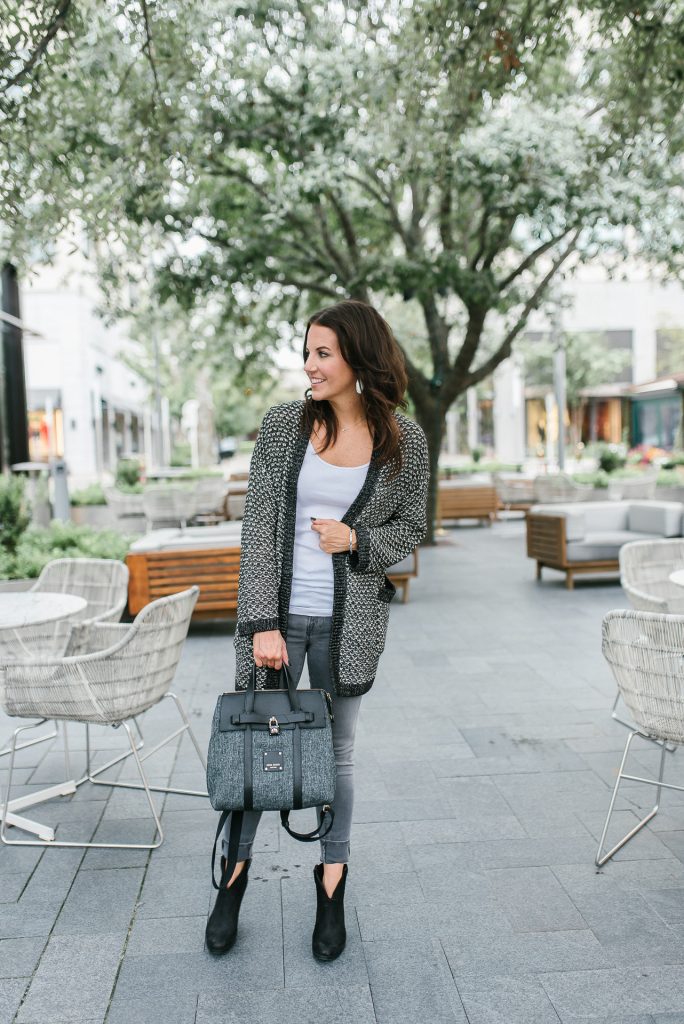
[253,629,289,670]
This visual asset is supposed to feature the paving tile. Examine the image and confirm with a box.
[16,932,125,1022]
[540,967,684,1018]
[485,866,587,932]
[0,980,28,1024]
[196,985,377,1023]
[0,937,44,978]
[457,975,565,1024]
[53,865,144,936]
[363,939,468,1023]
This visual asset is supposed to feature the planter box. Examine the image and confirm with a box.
[0,578,33,593]
[70,505,117,529]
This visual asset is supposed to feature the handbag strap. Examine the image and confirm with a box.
[280,804,335,842]
[211,806,335,889]
[245,661,301,714]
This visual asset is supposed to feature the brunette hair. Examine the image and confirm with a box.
[301,299,408,474]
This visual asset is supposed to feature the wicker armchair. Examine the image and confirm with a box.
[193,477,228,520]
[607,470,658,502]
[0,586,205,850]
[596,609,684,866]
[103,486,145,523]
[533,473,594,503]
[143,486,198,530]
[611,540,684,737]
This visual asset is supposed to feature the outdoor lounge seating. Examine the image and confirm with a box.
[596,609,684,866]
[620,538,684,614]
[492,473,537,512]
[0,587,205,850]
[527,500,683,589]
[127,524,242,619]
[436,481,499,528]
[127,524,420,619]
[103,486,145,525]
[607,469,659,501]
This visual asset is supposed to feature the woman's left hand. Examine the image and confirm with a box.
[311,518,356,554]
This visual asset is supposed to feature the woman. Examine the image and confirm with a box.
[205,299,429,961]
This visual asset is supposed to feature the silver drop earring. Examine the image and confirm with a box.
[355,378,364,395]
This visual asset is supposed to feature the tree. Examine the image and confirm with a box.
[2,1,683,539]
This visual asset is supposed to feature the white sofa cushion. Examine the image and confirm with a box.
[567,531,660,563]
[627,501,682,538]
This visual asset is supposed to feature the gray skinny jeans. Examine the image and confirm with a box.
[223,613,363,864]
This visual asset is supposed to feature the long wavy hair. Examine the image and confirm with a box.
[301,300,409,475]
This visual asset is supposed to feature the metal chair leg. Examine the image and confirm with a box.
[596,730,670,866]
[0,721,58,759]
[87,692,207,798]
[1,718,164,850]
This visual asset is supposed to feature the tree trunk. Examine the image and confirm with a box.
[414,395,446,546]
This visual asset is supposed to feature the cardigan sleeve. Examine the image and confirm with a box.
[349,424,429,573]
[236,408,281,637]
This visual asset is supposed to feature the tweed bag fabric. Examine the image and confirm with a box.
[206,685,336,812]
[233,400,430,698]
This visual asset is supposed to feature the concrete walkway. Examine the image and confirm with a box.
[3,519,684,1023]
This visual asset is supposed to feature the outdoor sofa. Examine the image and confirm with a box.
[526,500,684,590]
[126,523,419,618]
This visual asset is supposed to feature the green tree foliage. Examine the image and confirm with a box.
[2,1,683,538]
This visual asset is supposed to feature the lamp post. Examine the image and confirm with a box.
[551,307,566,473]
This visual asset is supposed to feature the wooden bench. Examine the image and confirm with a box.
[126,547,241,620]
[386,549,419,603]
[436,483,499,529]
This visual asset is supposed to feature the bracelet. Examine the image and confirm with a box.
[349,528,354,555]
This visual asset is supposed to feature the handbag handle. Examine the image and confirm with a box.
[245,660,301,714]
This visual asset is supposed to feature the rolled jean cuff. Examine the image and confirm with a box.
[319,839,350,864]
[222,838,253,862]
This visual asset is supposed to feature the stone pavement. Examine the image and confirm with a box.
[4,518,684,1023]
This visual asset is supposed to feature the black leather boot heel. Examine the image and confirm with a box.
[312,863,348,961]
[205,858,251,955]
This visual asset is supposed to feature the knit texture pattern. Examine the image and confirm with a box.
[233,400,429,697]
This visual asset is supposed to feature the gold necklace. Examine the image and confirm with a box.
[340,417,365,433]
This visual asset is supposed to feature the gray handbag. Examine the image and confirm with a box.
[207,662,336,888]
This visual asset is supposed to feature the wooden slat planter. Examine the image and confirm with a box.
[126,548,241,620]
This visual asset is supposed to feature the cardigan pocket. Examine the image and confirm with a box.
[377,575,397,604]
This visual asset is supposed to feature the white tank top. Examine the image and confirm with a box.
[289,440,370,617]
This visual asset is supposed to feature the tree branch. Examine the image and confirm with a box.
[497,227,574,291]
[140,0,161,100]
[463,229,581,387]
[2,0,71,91]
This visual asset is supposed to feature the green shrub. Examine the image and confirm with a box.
[0,522,132,580]
[116,458,142,488]
[0,475,31,553]
[572,471,609,488]
[70,483,106,506]
[662,452,684,469]
[596,445,627,474]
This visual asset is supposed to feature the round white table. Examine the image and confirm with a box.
[0,591,87,842]
[669,570,684,588]
[0,592,87,629]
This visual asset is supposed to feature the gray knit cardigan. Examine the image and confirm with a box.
[233,399,429,697]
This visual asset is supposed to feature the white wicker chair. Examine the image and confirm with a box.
[611,540,684,738]
[143,486,198,530]
[0,558,131,762]
[533,474,594,503]
[0,586,205,850]
[597,609,684,866]
[193,477,228,519]
[607,469,659,502]
[103,486,145,523]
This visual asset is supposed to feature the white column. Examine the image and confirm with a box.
[493,357,526,464]
[445,408,458,455]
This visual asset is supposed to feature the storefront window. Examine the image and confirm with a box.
[632,397,682,449]
[28,407,64,461]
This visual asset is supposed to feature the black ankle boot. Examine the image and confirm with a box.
[205,858,251,955]
[312,863,348,962]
